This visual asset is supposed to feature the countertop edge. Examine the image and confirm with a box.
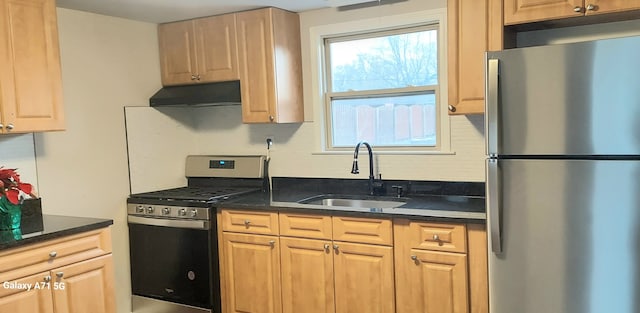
[0,215,114,251]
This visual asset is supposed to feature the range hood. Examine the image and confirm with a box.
[149,80,241,107]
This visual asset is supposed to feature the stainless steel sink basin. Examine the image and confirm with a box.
[298,195,407,209]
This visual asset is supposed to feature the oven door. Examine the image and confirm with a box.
[128,217,213,309]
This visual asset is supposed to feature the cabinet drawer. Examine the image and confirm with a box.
[332,216,393,246]
[220,209,279,235]
[0,227,112,282]
[407,221,467,253]
[279,212,332,240]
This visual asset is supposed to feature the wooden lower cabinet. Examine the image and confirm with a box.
[221,232,282,313]
[333,242,395,313]
[0,271,54,313]
[219,209,488,313]
[52,254,115,313]
[279,238,394,313]
[0,228,115,313]
[280,237,334,313]
[395,250,468,313]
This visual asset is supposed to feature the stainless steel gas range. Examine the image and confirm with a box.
[127,155,266,313]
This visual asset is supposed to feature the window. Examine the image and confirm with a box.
[322,23,445,151]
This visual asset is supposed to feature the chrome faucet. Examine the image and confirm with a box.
[351,141,384,196]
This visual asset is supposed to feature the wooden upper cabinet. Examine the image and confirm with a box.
[447,0,503,115]
[159,14,239,86]
[236,8,304,123]
[0,0,64,133]
[504,0,640,25]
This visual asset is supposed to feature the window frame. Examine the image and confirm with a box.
[323,24,441,150]
[308,8,451,155]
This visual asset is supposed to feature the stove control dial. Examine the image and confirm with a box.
[162,207,171,215]
[190,209,198,218]
[178,208,187,216]
[146,206,155,214]
[136,205,145,214]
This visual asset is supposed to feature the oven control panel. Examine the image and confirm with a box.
[127,203,210,221]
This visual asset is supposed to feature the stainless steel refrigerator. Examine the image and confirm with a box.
[485,35,640,313]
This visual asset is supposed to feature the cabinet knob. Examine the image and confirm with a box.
[269,115,274,122]
[324,243,330,252]
[196,74,201,81]
[5,123,14,131]
[243,220,251,227]
[333,244,339,251]
[44,275,51,282]
[573,6,583,12]
[433,234,440,241]
[191,74,197,80]
[268,240,275,247]
[447,105,456,113]
[56,272,64,278]
[49,251,57,258]
[0,123,3,130]
[410,255,418,261]
[586,4,596,11]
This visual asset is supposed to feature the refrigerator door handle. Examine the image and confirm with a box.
[486,58,499,156]
[487,158,502,254]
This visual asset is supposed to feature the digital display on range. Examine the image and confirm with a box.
[209,160,235,169]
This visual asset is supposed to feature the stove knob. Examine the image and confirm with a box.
[162,207,171,215]
[190,209,198,218]
[136,205,145,213]
[178,208,187,216]
[146,206,155,214]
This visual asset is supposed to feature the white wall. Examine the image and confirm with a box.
[34,8,160,313]
[186,0,486,182]
[0,134,38,189]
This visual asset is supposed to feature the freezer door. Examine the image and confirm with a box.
[487,159,640,313]
[486,35,640,156]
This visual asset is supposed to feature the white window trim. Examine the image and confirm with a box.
[308,8,451,155]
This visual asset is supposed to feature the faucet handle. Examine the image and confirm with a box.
[391,185,404,198]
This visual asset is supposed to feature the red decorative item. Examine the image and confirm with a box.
[0,167,35,205]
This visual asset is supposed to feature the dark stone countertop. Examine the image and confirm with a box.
[223,188,485,223]
[220,177,486,222]
[0,215,113,251]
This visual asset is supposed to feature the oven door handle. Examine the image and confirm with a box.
[128,215,210,230]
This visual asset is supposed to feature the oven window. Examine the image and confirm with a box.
[129,223,213,308]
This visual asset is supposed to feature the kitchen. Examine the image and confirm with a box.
[1,0,639,313]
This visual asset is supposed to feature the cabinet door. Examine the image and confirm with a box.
[396,250,468,313]
[0,271,54,313]
[280,237,334,313]
[236,8,277,123]
[158,20,197,86]
[194,14,239,83]
[52,254,116,313]
[586,0,640,15]
[0,0,64,133]
[447,0,503,115]
[221,233,281,313]
[503,0,584,24]
[333,242,394,313]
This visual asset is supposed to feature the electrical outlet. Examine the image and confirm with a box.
[266,136,274,148]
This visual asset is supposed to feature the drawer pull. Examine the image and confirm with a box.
[269,240,275,247]
[44,275,51,282]
[49,251,57,258]
[433,234,440,241]
[56,272,64,278]
[410,255,418,261]
[244,220,251,227]
[333,244,339,252]
[324,243,330,252]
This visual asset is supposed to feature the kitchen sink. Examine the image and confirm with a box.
[298,194,407,209]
